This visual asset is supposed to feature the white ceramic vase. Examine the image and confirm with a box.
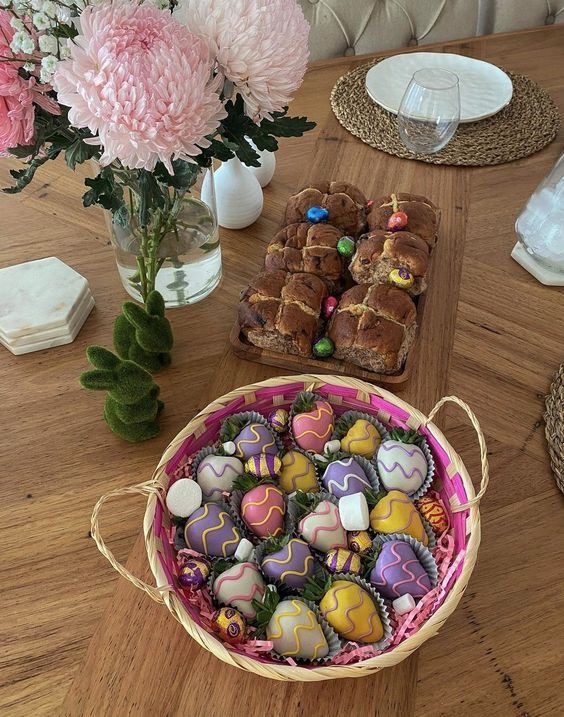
[205,157,263,230]
[245,139,276,187]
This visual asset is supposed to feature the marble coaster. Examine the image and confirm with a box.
[0,290,94,347]
[0,257,90,338]
[0,296,95,355]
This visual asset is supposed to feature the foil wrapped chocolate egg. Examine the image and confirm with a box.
[178,557,210,589]
[324,548,362,575]
[389,267,414,289]
[244,453,282,479]
[313,336,335,358]
[269,408,288,433]
[347,530,372,554]
[306,205,329,223]
[210,607,247,644]
[337,236,356,258]
[416,495,449,535]
[322,296,338,319]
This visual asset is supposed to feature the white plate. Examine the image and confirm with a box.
[365,52,513,123]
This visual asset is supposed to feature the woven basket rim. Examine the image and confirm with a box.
[143,374,482,681]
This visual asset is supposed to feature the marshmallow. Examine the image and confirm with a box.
[165,478,202,518]
[324,439,341,454]
[234,538,254,562]
[222,441,236,455]
[338,492,369,531]
[392,594,416,616]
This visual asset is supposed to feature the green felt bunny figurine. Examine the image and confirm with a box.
[80,346,163,442]
[113,290,173,373]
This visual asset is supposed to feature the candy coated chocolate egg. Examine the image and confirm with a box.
[313,337,335,358]
[369,490,428,545]
[377,440,427,495]
[416,495,449,535]
[211,607,246,644]
[244,453,282,479]
[196,455,243,503]
[337,236,355,258]
[387,211,408,231]
[369,541,431,600]
[269,408,288,433]
[389,267,414,289]
[260,538,315,589]
[292,400,334,454]
[319,580,383,643]
[348,530,372,554]
[322,456,371,498]
[213,562,265,619]
[234,423,277,460]
[267,599,329,659]
[340,419,381,459]
[240,484,285,538]
[279,450,319,493]
[178,557,210,589]
[322,296,338,319]
[306,205,329,223]
[184,503,241,556]
[298,500,347,552]
[324,548,362,575]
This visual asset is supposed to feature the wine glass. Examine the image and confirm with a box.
[397,68,460,154]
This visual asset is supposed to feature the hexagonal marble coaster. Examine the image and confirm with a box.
[0,257,90,339]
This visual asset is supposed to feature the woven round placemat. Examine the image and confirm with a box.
[545,363,564,494]
[330,60,560,166]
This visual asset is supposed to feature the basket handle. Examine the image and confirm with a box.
[91,481,172,604]
[423,395,489,512]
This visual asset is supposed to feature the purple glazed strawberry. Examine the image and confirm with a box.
[322,457,371,498]
[369,541,431,600]
[233,423,277,460]
[184,503,240,557]
[260,538,315,589]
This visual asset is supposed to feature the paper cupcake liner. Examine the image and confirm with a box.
[330,573,392,651]
[254,539,326,594]
[286,490,339,537]
[277,445,323,495]
[371,533,438,588]
[268,596,342,664]
[219,410,284,454]
[288,391,335,456]
[191,444,222,487]
[332,410,390,462]
[421,515,437,549]
[376,436,435,501]
[229,488,288,547]
[319,453,381,495]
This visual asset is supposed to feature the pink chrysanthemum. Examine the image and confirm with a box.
[175,0,310,120]
[53,1,225,171]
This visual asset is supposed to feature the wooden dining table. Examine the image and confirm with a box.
[1,24,564,717]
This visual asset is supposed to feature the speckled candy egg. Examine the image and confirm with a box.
[267,599,329,660]
[213,562,265,619]
[341,419,382,459]
[416,495,449,535]
[298,500,347,552]
[278,450,319,494]
[260,538,315,589]
[269,408,288,433]
[178,557,210,589]
[348,530,372,554]
[292,400,334,454]
[244,454,282,479]
[319,581,383,643]
[234,423,277,460]
[322,457,371,498]
[377,440,428,495]
[369,490,428,546]
[196,455,243,503]
[184,503,241,557]
[369,541,431,600]
[240,484,285,538]
[211,607,246,644]
[324,548,362,575]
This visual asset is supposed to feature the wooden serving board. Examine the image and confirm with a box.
[230,291,427,390]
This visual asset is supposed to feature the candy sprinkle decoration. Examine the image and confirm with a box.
[389,267,414,289]
[306,205,329,223]
[269,408,288,433]
[387,211,408,231]
[210,607,247,644]
[313,336,335,358]
[337,236,356,258]
[322,296,338,319]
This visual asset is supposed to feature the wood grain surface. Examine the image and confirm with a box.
[1,26,564,717]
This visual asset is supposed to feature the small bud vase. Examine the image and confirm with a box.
[245,138,276,187]
[207,156,264,229]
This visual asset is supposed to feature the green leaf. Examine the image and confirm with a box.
[300,574,332,603]
[260,533,292,557]
[388,427,425,446]
[211,558,236,579]
[292,391,316,415]
[153,159,199,191]
[83,167,125,214]
[8,144,36,159]
[364,487,387,510]
[290,490,320,522]
[64,138,98,170]
[232,474,262,493]
[252,585,281,636]
[260,111,316,139]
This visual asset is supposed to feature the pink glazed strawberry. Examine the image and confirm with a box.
[236,476,286,539]
[291,393,334,454]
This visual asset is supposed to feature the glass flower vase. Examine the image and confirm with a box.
[109,167,221,308]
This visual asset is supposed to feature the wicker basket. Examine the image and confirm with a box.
[92,374,489,681]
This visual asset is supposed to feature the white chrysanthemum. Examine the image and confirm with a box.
[39,33,58,54]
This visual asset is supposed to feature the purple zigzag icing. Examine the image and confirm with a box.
[380,443,422,457]
[376,459,425,482]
